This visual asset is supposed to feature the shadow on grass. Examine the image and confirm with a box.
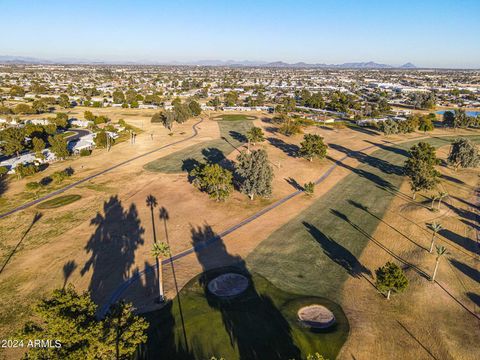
[0,212,42,275]
[285,177,304,191]
[192,223,301,360]
[0,175,7,197]
[466,292,480,307]
[267,137,299,157]
[450,259,480,282]
[303,221,372,279]
[329,143,404,176]
[329,208,430,280]
[348,199,427,251]
[348,126,380,136]
[439,229,479,254]
[81,196,144,310]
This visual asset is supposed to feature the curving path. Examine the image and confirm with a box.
[0,118,204,220]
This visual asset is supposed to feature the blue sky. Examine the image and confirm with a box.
[1,0,479,68]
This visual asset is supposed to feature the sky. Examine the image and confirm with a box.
[1,0,479,68]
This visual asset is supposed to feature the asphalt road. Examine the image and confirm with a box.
[65,128,92,141]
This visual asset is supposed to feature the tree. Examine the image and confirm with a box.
[375,261,408,299]
[112,90,125,104]
[84,110,96,121]
[94,130,109,149]
[246,126,265,151]
[25,181,42,198]
[447,137,480,171]
[304,182,315,195]
[52,112,68,128]
[299,134,327,161]
[48,134,69,159]
[9,85,25,97]
[0,127,25,156]
[236,149,274,200]
[190,163,233,201]
[13,103,34,115]
[418,115,434,133]
[22,286,147,360]
[94,301,148,359]
[58,94,71,108]
[380,119,399,135]
[188,100,202,116]
[442,111,455,127]
[151,242,170,302]
[404,142,440,199]
[431,245,447,282]
[32,137,46,157]
[428,222,443,253]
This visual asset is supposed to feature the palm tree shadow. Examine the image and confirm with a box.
[191,223,301,360]
[62,260,77,288]
[0,211,43,275]
[81,195,144,312]
[303,221,372,278]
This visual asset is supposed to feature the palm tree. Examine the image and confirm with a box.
[152,242,170,302]
[431,245,447,282]
[428,222,443,253]
[146,195,158,242]
[436,191,448,210]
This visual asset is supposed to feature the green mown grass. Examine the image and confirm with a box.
[142,267,348,360]
[144,119,254,173]
[37,194,82,209]
[214,114,257,121]
[247,135,480,301]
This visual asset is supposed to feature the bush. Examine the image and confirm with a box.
[304,182,315,195]
[0,166,8,176]
[16,163,39,178]
[278,122,302,136]
[80,149,92,156]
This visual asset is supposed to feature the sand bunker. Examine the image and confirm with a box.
[297,304,336,328]
[208,273,249,297]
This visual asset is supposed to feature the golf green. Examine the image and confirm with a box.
[141,267,349,360]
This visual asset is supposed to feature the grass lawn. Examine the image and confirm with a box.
[247,135,480,300]
[142,267,348,360]
[144,118,254,173]
[36,194,82,209]
[214,114,257,121]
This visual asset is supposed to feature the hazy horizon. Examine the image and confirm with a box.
[1,0,479,69]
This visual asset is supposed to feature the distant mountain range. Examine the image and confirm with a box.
[0,55,417,69]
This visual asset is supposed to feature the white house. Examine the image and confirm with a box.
[0,149,56,173]
[69,119,92,128]
[68,133,95,154]
[25,119,50,126]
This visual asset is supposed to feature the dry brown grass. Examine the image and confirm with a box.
[339,147,479,360]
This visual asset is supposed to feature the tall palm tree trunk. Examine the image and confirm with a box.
[432,260,440,281]
[157,258,164,301]
[429,234,436,253]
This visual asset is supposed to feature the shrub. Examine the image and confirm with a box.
[0,166,8,176]
[80,149,92,156]
[16,163,39,178]
[304,182,315,195]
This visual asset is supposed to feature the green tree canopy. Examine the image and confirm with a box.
[48,134,69,159]
[0,127,25,156]
[22,286,148,360]
[236,149,274,200]
[375,261,408,299]
[404,142,440,199]
[191,163,234,201]
[246,126,265,146]
[447,137,480,171]
[299,134,327,161]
